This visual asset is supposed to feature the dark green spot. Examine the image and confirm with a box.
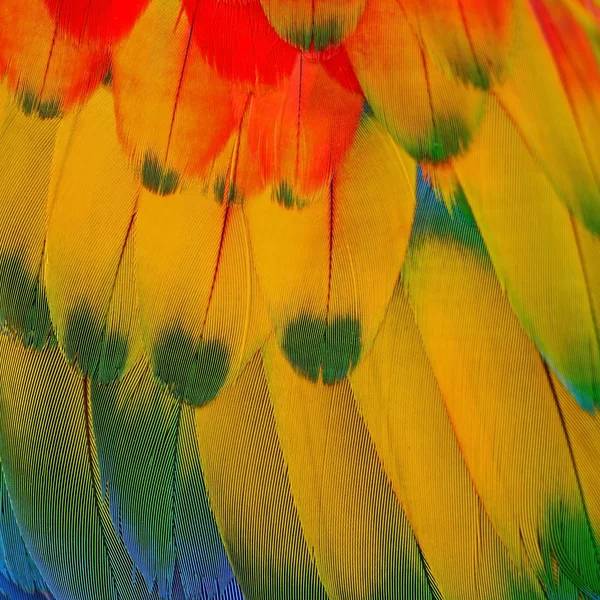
[288,20,343,51]
[275,182,307,210]
[423,115,473,163]
[17,89,62,119]
[142,153,180,196]
[63,304,128,382]
[102,68,113,87]
[282,315,361,384]
[0,253,53,349]
[19,90,36,116]
[38,99,61,120]
[213,175,243,205]
[153,328,230,407]
[213,176,226,203]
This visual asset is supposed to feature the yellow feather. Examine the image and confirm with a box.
[262,338,436,599]
[45,87,142,381]
[345,0,485,162]
[194,352,327,599]
[494,0,600,233]
[453,96,600,410]
[351,279,544,600]
[112,0,234,185]
[135,179,270,406]
[403,203,600,593]
[0,83,57,347]
[244,117,415,384]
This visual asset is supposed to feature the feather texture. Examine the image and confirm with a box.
[0,465,50,597]
[246,57,364,206]
[112,0,235,188]
[135,179,270,407]
[194,352,327,599]
[91,357,242,599]
[259,0,366,50]
[262,337,437,599]
[495,0,600,233]
[0,0,107,114]
[45,87,141,381]
[399,0,515,89]
[245,116,415,383]
[403,178,600,595]
[0,336,152,600]
[345,0,485,162]
[0,0,600,597]
[0,84,55,348]
[453,96,600,409]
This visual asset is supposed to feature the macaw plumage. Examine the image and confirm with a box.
[1,0,600,598]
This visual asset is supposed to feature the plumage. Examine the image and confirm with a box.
[1,0,600,598]
[453,96,600,409]
[0,0,107,115]
[403,179,600,593]
[112,0,235,187]
[246,56,364,205]
[91,357,241,598]
[399,0,515,89]
[262,337,436,599]
[494,0,600,233]
[344,0,485,162]
[194,352,327,598]
[135,179,270,407]
[351,275,544,600]
[183,0,298,86]
[45,87,141,381]
[0,336,151,600]
[0,465,50,597]
[0,84,55,349]
[41,0,150,43]
[245,116,415,383]
[259,0,366,50]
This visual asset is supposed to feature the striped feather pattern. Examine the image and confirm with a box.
[0,0,599,598]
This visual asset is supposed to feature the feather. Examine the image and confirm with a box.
[403,179,600,596]
[453,96,600,409]
[112,0,235,188]
[246,56,363,207]
[494,0,600,233]
[45,87,142,382]
[208,92,266,205]
[350,280,545,600]
[530,0,600,231]
[182,0,298,86]
[91,357,242,599]
[551,372,600,554]
[0,336,153,600]
[244,116,415,383]
[0,465,50,597]
[0,84,55,348]
[344,0,485,162]
[135,180,270,407]
[0,0,107,115]
[194,352,327,599]
[259,0,366,50]
[41,0,150,44]
[399,0,515,89]
[262,338,437,599]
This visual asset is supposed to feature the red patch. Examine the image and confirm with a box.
[43,0,150,43]
[184,0,299,86]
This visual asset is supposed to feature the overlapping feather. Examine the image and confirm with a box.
[0,0,600,598]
